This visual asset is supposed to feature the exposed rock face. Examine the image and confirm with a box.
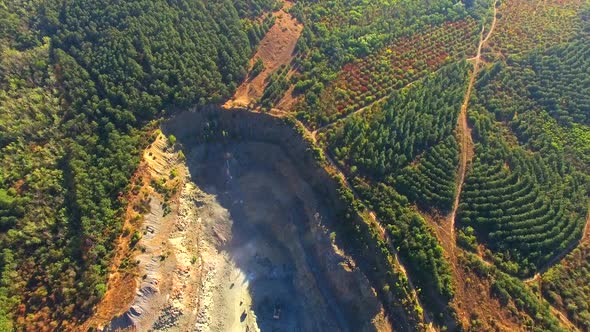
[100,108,392,332]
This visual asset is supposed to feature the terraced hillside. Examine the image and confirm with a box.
[463,25,590,276]
[458,145,584,276]
[397,136,459,213]
[1,0,590,331]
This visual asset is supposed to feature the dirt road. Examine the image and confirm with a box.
[449,1,498,246]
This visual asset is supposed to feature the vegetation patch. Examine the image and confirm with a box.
[542,242,590,331]
[324,63,468,180]
[487,0,588,56]
[397,136,459,213]
[303,19,479,126]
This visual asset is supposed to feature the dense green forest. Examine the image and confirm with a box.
[0,0,276,329]
[457,32,590,277]
[1,0,590,330]
[325,62,468,181]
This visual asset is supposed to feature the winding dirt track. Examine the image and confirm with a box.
[449,1,498,249]
[448,5,584,330]
[274,2,590,331]
[460,1,590,282]
[302,12,501,325]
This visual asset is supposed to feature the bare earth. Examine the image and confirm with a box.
[85,2,391,330]
[224,1,302,109]
[89,132,389,331]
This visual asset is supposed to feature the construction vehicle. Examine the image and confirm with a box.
[273,302,281,320]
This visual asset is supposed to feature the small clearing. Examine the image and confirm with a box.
[224,0,302,109]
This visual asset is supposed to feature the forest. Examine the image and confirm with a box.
[396,136,459,213]
[325,62,468,181]
[1,0,590,330]
[459,31,590,277]
[0,0,276,329]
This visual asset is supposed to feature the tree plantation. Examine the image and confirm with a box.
[0,0,589,330]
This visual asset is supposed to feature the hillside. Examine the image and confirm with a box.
[1,0,589,331]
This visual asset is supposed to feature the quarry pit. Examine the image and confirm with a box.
[99,109,392,332]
